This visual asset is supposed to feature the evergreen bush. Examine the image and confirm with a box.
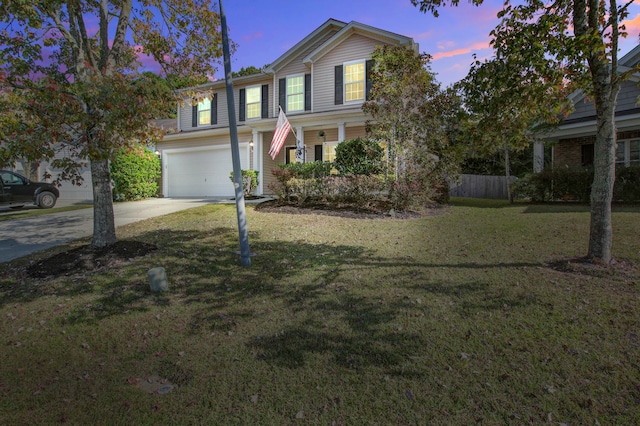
[110,146,160,201]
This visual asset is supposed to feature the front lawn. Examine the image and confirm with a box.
[1,198,638,424]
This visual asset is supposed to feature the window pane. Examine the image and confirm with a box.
[631,140,640,162]
[288,93,304,112]
[345,82,364,102]
[616,142,625,163]
[345,63,364,83]
[344,62,365,102]
[198,110,210,125]
[247,103,260,119]
[287,76,304,94]
[197,98,211,125]
[246,87,261,103]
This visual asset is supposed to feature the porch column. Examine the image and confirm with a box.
[295,125,305,162]
[338,122,346,143]
[533,141,545,173]
[252,129,263,195]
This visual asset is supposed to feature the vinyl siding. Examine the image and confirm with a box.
[567,80,640,121]
[275,30,339,113]
[178,77,273,131]
[313,34,380,112]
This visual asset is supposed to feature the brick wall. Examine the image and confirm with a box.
[554,136,595,167]
[555,130,640,167]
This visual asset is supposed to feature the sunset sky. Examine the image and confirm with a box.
[197,0,640,87]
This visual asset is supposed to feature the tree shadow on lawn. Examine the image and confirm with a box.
[1,227,548,375]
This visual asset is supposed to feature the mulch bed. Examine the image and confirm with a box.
[27,240,158,279]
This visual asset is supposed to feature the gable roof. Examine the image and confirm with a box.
[264,19,347,73]
[303,21,417,65]
[263,19,417,73]
[567,44,640,104]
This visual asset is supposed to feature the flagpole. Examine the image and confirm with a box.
[220,0,251,267]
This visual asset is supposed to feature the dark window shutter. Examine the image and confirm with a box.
[211,93,218,125]
[315,144,323,162]
[365,59,374,100]
[279,78,286,113]
[261,84,269,118]
[304,73,311,111]
[239,88,246,122]
[334,65,343,105]
[192,103,198,127]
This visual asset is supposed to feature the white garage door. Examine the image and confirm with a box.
[165,146,248,197]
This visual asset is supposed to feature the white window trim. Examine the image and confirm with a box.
[343,59,366,104]
[286,73,305,113]
[246,85,262,120]
[616,138,640,166]
[197,98,211,126]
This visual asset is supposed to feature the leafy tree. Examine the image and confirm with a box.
[231,65,266,78]
[334,137,384,176]
[460,56,569,201]
[363,45,459,204]
[0,1,224,247]
[133,72,210,119]
[412,0,638,264]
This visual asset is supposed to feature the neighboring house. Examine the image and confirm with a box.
[538,45,640,170]
[156,19,417,197]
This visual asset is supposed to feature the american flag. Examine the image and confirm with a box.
[268,108,292,160]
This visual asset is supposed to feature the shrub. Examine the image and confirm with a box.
[110,146,160,201]
[334,137,384,176]
[510,165,640,202]
[229,169,260,196]
[614,164,640,202]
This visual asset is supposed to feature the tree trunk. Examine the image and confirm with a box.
[587,60,618,264]
[503,139,513,204]
[90,157,117,248]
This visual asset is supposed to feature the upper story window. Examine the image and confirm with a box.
[279,74,310,114]
[344,60,365,102]
[198,98,211,126]
[335,60,372,106]
[287,75,304,112]
[616,139,640,166]
[191,94,217,128]
[246,86,261,120]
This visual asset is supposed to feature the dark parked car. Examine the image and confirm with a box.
[0,170,60,209]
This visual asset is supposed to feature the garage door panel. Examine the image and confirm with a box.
[166,148,246,197]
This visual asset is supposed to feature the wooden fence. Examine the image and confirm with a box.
[449,174,516,200]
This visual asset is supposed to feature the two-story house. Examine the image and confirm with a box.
[156,19,417,197]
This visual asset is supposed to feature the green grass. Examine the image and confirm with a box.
[1,198,639,424]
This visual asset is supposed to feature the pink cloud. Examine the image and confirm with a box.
[623,13,640,37]
[431,41,492,60]
[411,30,435,41]
[242,32,264,42]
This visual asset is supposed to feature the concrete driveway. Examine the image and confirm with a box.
[0,197,233,263]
